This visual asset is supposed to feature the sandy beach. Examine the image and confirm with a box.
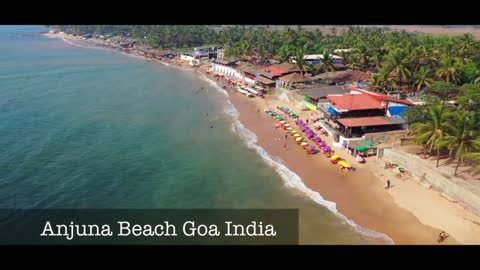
[46,31,480,244]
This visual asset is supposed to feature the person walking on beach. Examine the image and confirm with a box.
[385,179,391,189]
[306,119,309,125]
[284,142,287,150]
[285,133,288,140]
[437,231,447,243]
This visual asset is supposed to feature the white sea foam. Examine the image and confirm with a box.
[198,73,228,96]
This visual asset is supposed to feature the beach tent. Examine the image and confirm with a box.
[355,146,367,152]
[362,141,375,148]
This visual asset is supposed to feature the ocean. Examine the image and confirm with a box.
[0,25,386,244]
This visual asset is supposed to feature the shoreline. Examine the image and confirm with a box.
[44,32,480,244]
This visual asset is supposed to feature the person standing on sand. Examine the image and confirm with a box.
[385,179,391,189]
[285,133,288,140]
[284,142,287,150]
[438,231,447,243]
[306,119,309,125]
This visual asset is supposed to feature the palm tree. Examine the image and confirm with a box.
[411,104,448,165]
[294,47,309,77]
[440,110,480,175]
[316,51,336,83]
[457,34,476,64]
[370,66,397,92]
[436,56,461,83]
[385,49,411,90]
[414,66,434,90]
[239,40,251,61]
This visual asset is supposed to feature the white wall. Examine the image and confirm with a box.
[180,54,195,62]
[212,64,256,85]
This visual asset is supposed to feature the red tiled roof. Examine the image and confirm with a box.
[262,66,289,76]
[349,87,414,106]
[327,94,383,111]
[337,116,392,127]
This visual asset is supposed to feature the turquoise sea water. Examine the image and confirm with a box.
[0,26,384,244]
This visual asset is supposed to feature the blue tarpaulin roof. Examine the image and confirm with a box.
[388,106,406,116]
[327,106,337,115]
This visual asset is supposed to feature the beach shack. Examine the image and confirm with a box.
[254,72,276,91]
[318,89,414,140]
[277,72,308,89]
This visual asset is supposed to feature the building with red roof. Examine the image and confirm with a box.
[326,94,384,112]
[349,87,414,106]
[318,88,415,138]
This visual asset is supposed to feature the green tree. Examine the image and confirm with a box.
[402,105,428,125]
[294,47,309,77]
[424,81,460,104]
[440,110,480,175]
[460,63,480,84]
[411,104,448,165]
[457,84,480,112]
[385,49,411,89]
[436,56,461,83]
[316,51,336,83]
[414,66,434,90]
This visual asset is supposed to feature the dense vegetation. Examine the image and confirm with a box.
[404,82,480,176]
[51,25,480,176]
[52,25,480,90]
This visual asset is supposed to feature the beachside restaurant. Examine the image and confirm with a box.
[319,93,408,138]
[301,85,348,111]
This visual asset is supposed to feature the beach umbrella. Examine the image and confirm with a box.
[290,130,297,133]
[295,137,303,142]
[287,127,293,131]
[280,121,286,124]
[341,162,352,168]
[284,124,290,127]
[324,146,331,151]
[330,154,340,160]
[293,134,300,137]
[301,142,308,146]
[338,160,347,166]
